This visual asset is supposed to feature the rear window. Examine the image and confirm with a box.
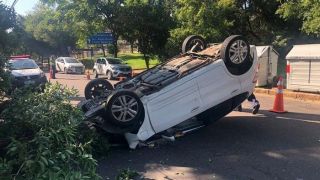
[8,59,38,70]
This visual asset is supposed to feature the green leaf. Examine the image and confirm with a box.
[40,156,48,166]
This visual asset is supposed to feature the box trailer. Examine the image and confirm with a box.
[255,46,279,87]
[286,44,320,93]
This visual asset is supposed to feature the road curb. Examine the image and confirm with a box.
[255,88,320,102]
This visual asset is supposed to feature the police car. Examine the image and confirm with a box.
[6,55,47,90]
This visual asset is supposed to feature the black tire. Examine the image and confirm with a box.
[106,71,113,80]
[104,90,144,129]
[182,35,207,53]
[220,35,253,75]
[64,68,68,74]
[84,78,114,99]
[93,69,98,78]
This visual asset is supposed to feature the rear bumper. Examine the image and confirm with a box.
[66,67,85,74]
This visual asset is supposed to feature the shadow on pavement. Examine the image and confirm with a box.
[97,109,320,180]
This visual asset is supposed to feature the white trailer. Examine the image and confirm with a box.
[286,44,320,93]
[255,46,279,87]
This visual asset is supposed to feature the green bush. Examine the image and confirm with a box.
[0,55,11,101]
[107,44,118,55]
[0,83,101,179]
[80,59,95,69]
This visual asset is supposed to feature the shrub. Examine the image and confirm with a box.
[0,55,10,102]
[0,83,101,179]
[107,44,118,55]
[80,59,95,69]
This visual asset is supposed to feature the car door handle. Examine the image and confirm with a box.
[191,106,200,113]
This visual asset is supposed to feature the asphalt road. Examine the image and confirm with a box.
[50,73,320,180]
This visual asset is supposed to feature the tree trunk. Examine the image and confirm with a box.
[113,40,118,58]
[101,45,106,57]
[130,41,134,53]
[143,54,150,69]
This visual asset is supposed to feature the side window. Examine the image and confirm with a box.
[102,59,107,65]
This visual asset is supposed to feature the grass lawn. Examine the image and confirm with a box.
[119,53,159,69]
[93,52,159,70]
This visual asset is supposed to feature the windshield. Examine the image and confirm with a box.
[65,58,79,63]
[108,58,122,64]
[9,59,38,70]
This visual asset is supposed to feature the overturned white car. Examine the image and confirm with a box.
[79,35,258,149]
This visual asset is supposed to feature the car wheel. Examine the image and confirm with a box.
[220,35,253,75]
[64,68,68,74]
[104,90,144,128]
[106,71,113,80]
[84,78,114,99]
[182,35,207,53]
[93,69,98,78]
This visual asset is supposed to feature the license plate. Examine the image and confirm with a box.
[24,80,35,85]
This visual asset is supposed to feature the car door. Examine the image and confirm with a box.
[96,59,102,74]
[195,62,241,111]
[101,59,108,74]
[56,58,63,71]
[146,78,201,133]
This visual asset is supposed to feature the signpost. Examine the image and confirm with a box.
[87,32,114,44]
[87,32,114,57]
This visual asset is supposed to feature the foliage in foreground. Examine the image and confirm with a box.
[116,168,139,180]
[0,83,101,180]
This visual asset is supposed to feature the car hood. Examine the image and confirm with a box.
[11,68,42,77]
[66,63,84,67]
[110,64,131,68]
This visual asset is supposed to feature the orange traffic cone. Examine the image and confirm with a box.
[269,76,287,113]
[86,70,90,80]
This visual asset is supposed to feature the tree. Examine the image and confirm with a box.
[0,2,17,55]
[86,0,126,58]
[24,3,77,56]
[277,0,320,37]
[124,0,174,67]
[0,2,17,99]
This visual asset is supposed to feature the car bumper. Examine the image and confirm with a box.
[66,67,85,74]
[12,76,48,89]
[112,71,132,78]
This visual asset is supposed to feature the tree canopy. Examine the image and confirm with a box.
[2,0,320,63]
